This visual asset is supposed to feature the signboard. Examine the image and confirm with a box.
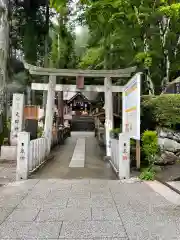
[119,133,130,179]
[24,106,38,120]
[76,76,84,89]
[122,73,141,140]
[10,94,24,145]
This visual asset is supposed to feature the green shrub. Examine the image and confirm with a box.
[139,168,155,180]
[141,94,180,130]
[141,95,156,132]
[37,126,43,138]
[152,94,180,129]
[110,127,121,139]
[142,130,158,168]
[130,139,136,146]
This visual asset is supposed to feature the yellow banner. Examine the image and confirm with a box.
[125,106,137,113]
[125,86,137,96]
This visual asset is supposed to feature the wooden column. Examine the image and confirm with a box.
[44,75,56,153]
[104,77,113,157]
[58,91,64,125]
[136,140,141,169]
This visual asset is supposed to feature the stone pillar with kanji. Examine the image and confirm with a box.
[10,94,24,146]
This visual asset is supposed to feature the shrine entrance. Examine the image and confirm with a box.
[14,62,141,181]
[26,63,136,158]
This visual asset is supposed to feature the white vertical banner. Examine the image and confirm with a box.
[16,131,30,181]
[104,77,113,157]
[122,73,141,140]
[119,133,130,179]
[10,94,24,146]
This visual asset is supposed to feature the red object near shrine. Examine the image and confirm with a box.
[76,76,84,89]
[123,155,128,160]
[24,106,38,120]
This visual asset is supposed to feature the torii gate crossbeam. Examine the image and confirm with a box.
[31,83,124,92]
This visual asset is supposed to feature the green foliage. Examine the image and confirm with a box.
[50,0,67,15]
[37,126,43,138]
[139,168,155,181]
[130,139,136,146]
[77,0,180,93]
[110,127,121,134]
[141,94,180,130]
[110,127,121,139]
[50,24,76,69]
[135,52,152,68]
[10,2,50,65]
[142,130,158,167]
[49,0,77,70]
[150,95,180,129]
[79,47,104,69]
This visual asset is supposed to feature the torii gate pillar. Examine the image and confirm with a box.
[44,75,56,154]
[104,77,113,157]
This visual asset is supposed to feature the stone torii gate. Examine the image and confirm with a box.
[24,63,136,157]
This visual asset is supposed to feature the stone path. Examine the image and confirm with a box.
[31,132,116,180]
[0,179,180,239]
[0,160,16,186]
[69,138,85,168]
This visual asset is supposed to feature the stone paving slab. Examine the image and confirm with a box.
[59,221,126,239]
[6,207,40,222]
[92,207,121,221]
[0,207,15,224]
[69,138,85,168]
[0,179,180,239]
[0,160,16,186]
[36,207,91,222]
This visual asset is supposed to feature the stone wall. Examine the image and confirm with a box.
[157,128,180,165]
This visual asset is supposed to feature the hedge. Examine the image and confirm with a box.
[141,94,180,131]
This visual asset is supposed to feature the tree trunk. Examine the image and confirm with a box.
[159,17,170,90]
[134,6,154,95]
[143,35,154,95]
[0,0,9,144]
[0,0,8,112]
[43,0,49,111]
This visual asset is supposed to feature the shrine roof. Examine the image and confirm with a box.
[67,92,90,104]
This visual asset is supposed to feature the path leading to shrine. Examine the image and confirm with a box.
[0,179,180,239]
[31,132,117,180]
[1,132,180,239]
